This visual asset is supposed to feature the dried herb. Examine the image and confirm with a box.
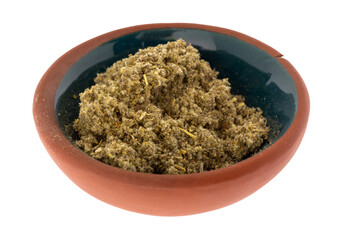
[73,39,269,174]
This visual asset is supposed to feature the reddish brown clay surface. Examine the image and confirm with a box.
[33,23,310,216]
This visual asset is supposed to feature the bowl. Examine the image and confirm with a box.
[33,23,310,216]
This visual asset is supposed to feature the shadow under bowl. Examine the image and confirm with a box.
[33,23,310,216]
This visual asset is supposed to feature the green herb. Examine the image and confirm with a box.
[73,39,269,174]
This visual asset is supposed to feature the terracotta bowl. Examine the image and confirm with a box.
[33,23,310,216]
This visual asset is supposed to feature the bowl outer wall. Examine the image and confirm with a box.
[33,23,310,216]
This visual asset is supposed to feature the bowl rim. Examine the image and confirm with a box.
[33,23,310,189]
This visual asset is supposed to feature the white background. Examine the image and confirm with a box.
[1,0,342,239]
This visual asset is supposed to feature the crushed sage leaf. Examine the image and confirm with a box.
[73,39,269,174]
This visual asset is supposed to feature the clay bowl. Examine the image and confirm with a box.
[33,23,310,216]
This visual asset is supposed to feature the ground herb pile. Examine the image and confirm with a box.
[73,39,269,174]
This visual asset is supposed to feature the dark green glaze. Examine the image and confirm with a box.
[55,28,297,146]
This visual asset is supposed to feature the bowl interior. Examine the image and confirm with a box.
[55,28,297,152]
